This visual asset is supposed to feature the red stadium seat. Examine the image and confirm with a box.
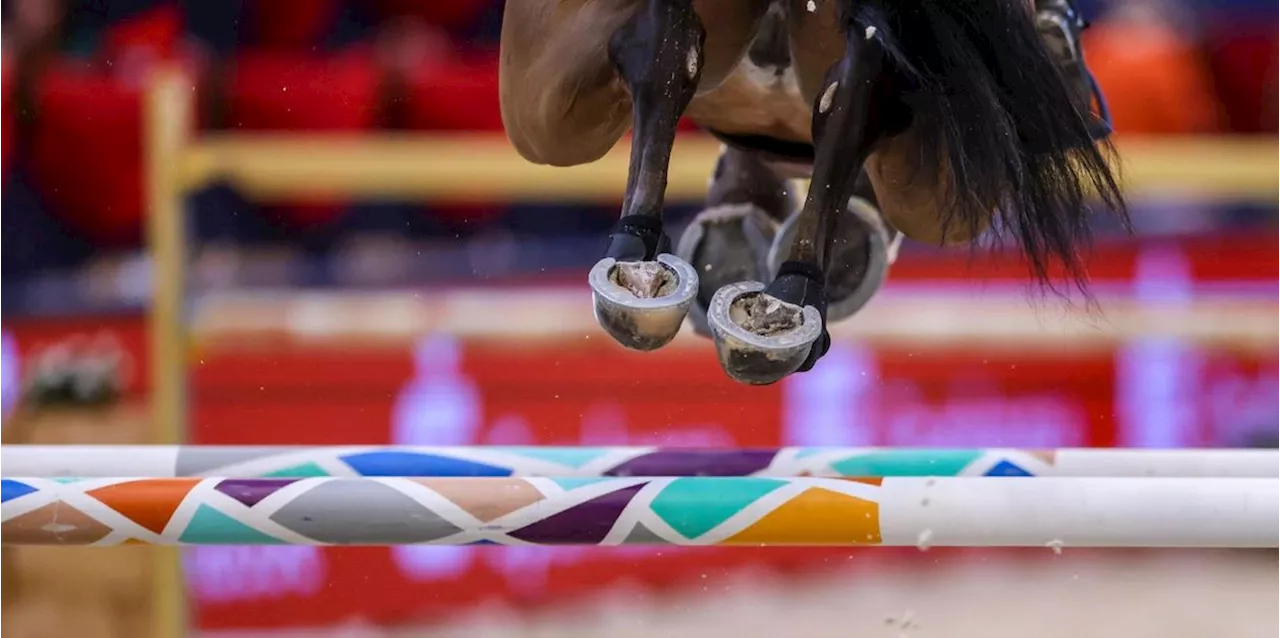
[398,52,508,227]
[402,53,502,131]
[101,3,184,67]
[1084,22,1224,135]
[366,0,493,32]
[226,50,382,229]
[245,0,341,50]
[29,64,148,246]
[1204,22,1278,133]
[3,58,14,179]
[226,49,381,131]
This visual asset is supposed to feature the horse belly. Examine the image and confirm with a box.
[687,60,813,144]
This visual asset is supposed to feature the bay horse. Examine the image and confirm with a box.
[499,0,1126,384]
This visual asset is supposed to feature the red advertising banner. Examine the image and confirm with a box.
[183,339,1273,629]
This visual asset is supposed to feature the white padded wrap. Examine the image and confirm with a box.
[675,203,780,337]
[674,202,778,278]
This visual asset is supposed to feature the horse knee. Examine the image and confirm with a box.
[509,135,593,167]
[505,121,618,168]
[499,0,635,167]
[501,80,628,167]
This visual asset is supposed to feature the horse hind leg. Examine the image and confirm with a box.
[756,0,903,332]
[675,146,795,338]
[766,170,901,329]
[705,16,896,384]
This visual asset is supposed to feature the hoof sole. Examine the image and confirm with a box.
[706,281,822,385]
[589,253,698,351]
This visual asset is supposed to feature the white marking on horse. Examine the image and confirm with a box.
[865,26,877,39]
[806,0,817,12]
[819,81,838,113]
[739,57,806,118]
[686,46,701,80]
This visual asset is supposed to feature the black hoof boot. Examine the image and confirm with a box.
[590,215,698,351]
[706,261,829,385]
[1035,0,1112,140]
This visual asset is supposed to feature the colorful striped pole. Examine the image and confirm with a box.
[2,445,1275,478]
[2,476,1275,548]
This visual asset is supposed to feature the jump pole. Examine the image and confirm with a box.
[2,476,1276,548]
[2,445,1276,478]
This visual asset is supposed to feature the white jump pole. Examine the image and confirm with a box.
[2,476,1276,548]
[2,445,1276,478]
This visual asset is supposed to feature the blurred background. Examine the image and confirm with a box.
[0,0,1276,637]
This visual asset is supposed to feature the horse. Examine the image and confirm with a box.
[498,0,1126,385]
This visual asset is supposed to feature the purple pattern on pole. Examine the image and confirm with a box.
[215,479,299,507]
[509,483,647,544]
[606,450,779,477]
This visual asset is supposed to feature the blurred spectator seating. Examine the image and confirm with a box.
[244,0,341,50]
[1204,19,1278,133]
[367,0,495,38]
[1085,1,1225,135]
[3,57,14,179]
[2,0,1277,277]
[29,63,148,246]
[225,48,381,233]
[23,2,192,248]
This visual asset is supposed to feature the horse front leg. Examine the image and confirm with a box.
[587,0,708,351]
[705,17,895,384]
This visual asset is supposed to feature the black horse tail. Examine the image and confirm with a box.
[845,0,1127,294]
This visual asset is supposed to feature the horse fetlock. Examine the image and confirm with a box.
[589,254,699,351]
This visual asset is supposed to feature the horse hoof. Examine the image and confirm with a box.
[706,281,823,385]
[589,253,698,351]
[674,204,778,338]
[768,196,900,324]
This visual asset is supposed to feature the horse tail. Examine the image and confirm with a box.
[845,0,1127,294]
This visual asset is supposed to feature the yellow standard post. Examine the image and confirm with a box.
[144,67,190,638]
